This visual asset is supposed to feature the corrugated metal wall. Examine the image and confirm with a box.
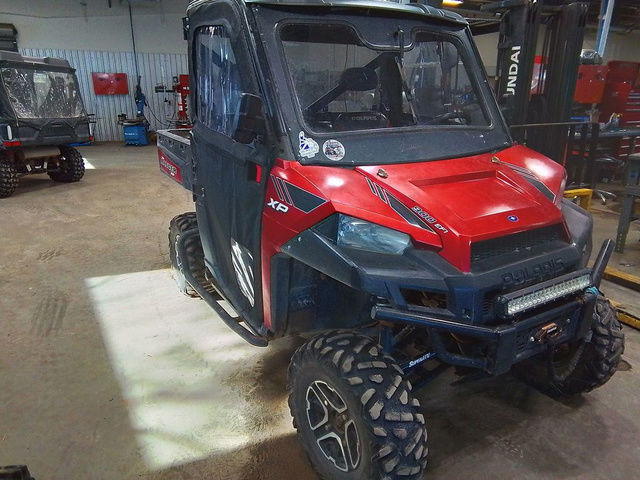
[21,48,188,141]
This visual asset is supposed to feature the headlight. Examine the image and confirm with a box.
[337,215,411,254]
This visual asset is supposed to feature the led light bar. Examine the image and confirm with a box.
[499,273,592,317]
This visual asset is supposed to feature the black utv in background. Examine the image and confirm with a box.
[0,51,90,198]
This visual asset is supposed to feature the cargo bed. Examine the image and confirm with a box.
[157,129,193,191]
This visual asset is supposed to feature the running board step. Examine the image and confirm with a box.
[177,229,268,347]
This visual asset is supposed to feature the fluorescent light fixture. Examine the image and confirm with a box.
[442,0,463,6]
[503,274,591,316]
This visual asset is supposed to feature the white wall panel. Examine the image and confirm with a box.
[3,0,189,54]
[21,48,188,141]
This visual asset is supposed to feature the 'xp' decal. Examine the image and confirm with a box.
[270,174,327,213]
[267,198,289,213]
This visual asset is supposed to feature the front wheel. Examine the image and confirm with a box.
[48,146,84,183]
[514,297,624,395]
[288,331,428,480]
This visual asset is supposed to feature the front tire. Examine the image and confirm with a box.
[0,161,18,198]
[514,297,624,395]
[288,331,428,480]
[48,146,84,183]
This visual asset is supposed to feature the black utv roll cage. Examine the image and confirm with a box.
[0,51,90,147]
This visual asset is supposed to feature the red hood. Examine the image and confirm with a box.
[356,145,566,271]
[279,145,567,272]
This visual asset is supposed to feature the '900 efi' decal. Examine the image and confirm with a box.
[411,206,449,234]
[366,177,438,234]
[270,175,327,213]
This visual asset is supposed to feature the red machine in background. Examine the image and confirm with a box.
[599,61,640,128]
[154,74,191,128]
[574,64,609,105]
[173,74,191,128]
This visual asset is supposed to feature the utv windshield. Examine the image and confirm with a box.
[280,23,489,133]
[1,67,85,119]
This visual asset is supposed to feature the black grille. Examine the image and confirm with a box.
[471,224,566,268]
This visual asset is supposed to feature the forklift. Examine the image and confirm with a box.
[478,0,589,162]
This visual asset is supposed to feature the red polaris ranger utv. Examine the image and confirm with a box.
[158,0,624,478]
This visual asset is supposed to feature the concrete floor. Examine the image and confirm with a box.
[1,143,639,480]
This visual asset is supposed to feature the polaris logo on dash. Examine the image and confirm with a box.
[507,215,519,222]
[502,258,565,287]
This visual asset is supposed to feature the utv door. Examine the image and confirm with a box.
[190,3,270,331]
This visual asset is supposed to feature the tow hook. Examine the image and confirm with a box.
[532,322,562,343]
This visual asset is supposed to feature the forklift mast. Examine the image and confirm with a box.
[483,0,540,127]
[483,0,588,161]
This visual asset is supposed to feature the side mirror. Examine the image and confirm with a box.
[232,93,265,144]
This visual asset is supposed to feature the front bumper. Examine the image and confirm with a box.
[373,240,613,375]
[282,201,593,325]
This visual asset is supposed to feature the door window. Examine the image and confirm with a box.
[195,26,243,136]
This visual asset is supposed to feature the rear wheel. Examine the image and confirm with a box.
[48,146,84,183]
[288,331,428,480]
[168,212,216,298]
[0,161,18,198]
[514,297,624,395]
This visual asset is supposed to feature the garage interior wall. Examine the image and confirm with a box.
[2,0,639,140]
[2,0,189,141]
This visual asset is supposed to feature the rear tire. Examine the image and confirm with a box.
[48,146,84,183]
[0,161,18,198]
[168,212,216,298]
[288,330,428,480]
[514,297,624,395]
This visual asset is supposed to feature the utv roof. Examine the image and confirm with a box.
[0,50,74,70]
[188,0,466,25]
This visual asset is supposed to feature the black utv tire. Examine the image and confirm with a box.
[514,297,624,395]
[288,331,428,480]
[48,146,85,183]
[168,212,216,298]
[0,161,18,198]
